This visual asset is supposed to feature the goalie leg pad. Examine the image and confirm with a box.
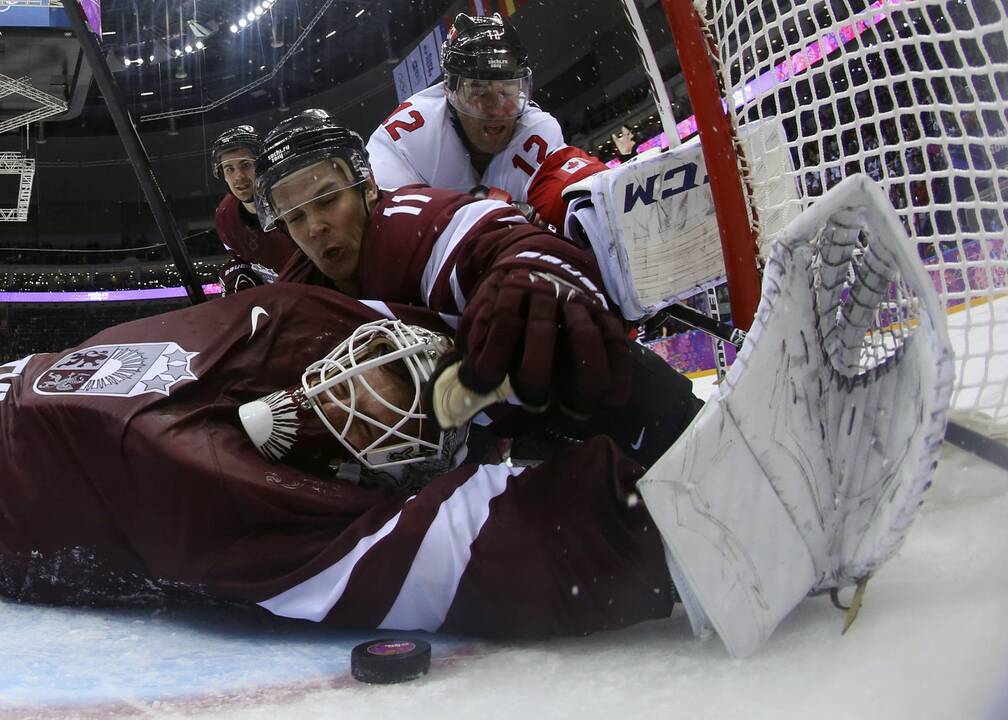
[637,175,954,657]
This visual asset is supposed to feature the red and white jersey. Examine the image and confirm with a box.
[366,83,568,202]
[278,185,609,315]
[0,283,673,638]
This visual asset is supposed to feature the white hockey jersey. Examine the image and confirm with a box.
[366,82,568,201]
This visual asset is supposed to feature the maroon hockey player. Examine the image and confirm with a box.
[211,125,300,294]
[0,283,697,640]
[263,109,626,418]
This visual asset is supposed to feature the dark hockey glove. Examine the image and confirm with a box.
[455,267,633,418]
[469,185,557,234]
[219,260,264,296]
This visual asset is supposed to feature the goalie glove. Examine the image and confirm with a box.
[455,265,633,419]
[219,260,264,296]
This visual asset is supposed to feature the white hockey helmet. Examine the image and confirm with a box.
[239,319,467,489]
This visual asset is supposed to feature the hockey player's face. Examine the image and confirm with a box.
[448,75,528,154]
[274,160,375,289]
[219,149,257,203]
[457,109,519,155]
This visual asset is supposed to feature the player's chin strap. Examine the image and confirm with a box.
[637,175,954,658]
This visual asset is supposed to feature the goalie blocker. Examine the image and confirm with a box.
[637,175,954,657]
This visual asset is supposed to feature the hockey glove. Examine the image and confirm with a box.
[469,185,557,234]
[455,267,633,418]
[219,260,264,296]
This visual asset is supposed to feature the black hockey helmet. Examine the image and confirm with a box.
[441,14,532,120]
[254,109,372,231]
[441,13,529,81]
[210,125,260,179]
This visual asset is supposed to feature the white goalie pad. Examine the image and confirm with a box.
[565,117,799,321]
[636,175,954,658]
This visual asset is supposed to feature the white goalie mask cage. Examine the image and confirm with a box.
[240,319,467,484]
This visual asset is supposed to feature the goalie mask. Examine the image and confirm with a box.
[239,319,468,490]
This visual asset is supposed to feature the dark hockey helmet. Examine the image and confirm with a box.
[442,13,529,81]
[254,109,371,231]
[210,125,260,179]
[442,13,532,119]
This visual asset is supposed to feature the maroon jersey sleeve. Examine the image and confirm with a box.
[214,194,302,285]
[0,284,672,637]
[357,186,610,314]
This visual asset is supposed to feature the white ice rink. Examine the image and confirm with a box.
[2,299,1006,720]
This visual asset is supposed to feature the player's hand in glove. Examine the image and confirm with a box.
[442,266,633,426]
[469,186,558,234]
[219,260,264,296]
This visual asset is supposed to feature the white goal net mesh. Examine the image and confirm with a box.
[699,0,1008,436]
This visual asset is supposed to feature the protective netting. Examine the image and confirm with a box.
[700,0,1008,435]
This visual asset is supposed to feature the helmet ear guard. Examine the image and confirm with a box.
[239,320,469,490]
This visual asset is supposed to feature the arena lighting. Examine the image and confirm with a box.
[230,24,238,32]
[140,90,154,96]
[184,44,193,53]
[195,40,204,50]
[238,18,247,27]
[354,8,364,18]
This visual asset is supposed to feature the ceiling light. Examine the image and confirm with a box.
[254,6,264,15]
[195,41,205,50]
[134,57,144,65]
[174,48,182,56]
[179,84,193,90]
[246,12,255,21]
[102,30,116,36]
[326,29,336,38]
[149,55,155,62]
[184,44,193,53]
[230,24,239,33]
[123,58,133,66]
[355,8,365,18]
[140,91,154,96]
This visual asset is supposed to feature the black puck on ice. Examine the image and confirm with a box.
[351,638,431,684]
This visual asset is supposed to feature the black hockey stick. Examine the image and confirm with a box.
[644,303,747,349]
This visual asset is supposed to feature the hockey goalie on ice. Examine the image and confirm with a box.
[0,150,951,656]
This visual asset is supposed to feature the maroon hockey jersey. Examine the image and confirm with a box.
[215,193,301,288]
[278,185,609,315]
[0,284,672,638]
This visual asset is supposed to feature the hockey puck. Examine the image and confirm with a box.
[351,638,431,684]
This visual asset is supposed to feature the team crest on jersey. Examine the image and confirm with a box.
[33,343,198,398]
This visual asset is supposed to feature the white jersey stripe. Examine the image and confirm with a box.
[257,504,408,621]
[419,198,514,306]
[379,463,523,631]
[391,194,433,204]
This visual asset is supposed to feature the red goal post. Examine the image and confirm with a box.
[662,0,1008,439]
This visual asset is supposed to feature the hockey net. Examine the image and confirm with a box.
[670,0,1008,439]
